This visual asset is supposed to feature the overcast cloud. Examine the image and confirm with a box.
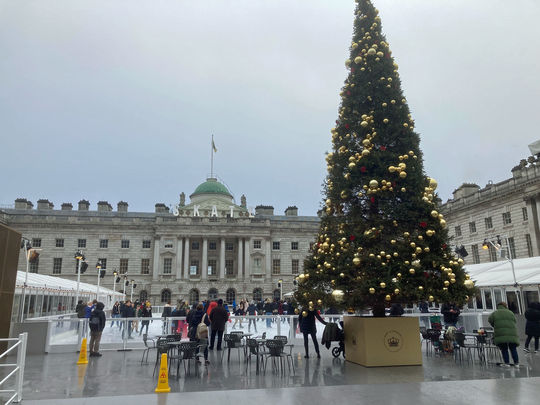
[1,0,539,215]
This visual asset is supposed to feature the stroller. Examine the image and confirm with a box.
[322,321,345,358]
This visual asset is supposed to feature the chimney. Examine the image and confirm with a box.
[452,184,480,200]
[117,201,128,212]
[78,200,90,211]
[14,198,28,210]
[255,205,274,216]
[61,203,73,211]
[155,203,169,213]
[97,201,113,212]
[285,206,298,216]
[37,199,52,210]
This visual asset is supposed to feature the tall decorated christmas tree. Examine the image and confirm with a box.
[295,0,474,316]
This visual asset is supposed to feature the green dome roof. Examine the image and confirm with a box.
[191,178,232,197]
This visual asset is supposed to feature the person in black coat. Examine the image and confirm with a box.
[524,302,540,353]
[89,302,106,356]
[121,300,135,339]
[299,308,327,358]
[441,303,460,327]
[139,303,152,336]
[187,303,210,363]
[209,299,229,350]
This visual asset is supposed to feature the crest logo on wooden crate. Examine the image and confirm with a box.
[384,330,403,352]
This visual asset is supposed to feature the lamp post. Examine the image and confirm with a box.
[112,269,118,294]
[19,239,31,321]
[123,275,128,296]
[96,260,102,301]
[130,279,135,302]
[74,250,85,310]
[278,279,283,301]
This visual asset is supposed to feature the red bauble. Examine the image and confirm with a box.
[380,146,387,151]
[345,123,350,129]
[360,166,367,173]
[442,244,447,249]
[347,91,351,96]
[370,196,375,203]
[419,221,427,228]
[424,272,429,278]
[349,235,356,241]
[351,67,355,73]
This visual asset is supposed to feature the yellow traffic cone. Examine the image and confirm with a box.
[155,353,171,393]
[77,337,88,365]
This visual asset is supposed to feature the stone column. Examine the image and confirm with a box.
[530,196,540,256]
[244,238,251,278]
[152,236,161,281]
[183,237,190,278]
[176,236,183,279]
[202,238,208,279]
[265,237,272,280]
[237,237,243,279]
[220,238,226,279]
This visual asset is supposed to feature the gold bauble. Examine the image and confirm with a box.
[464,279,474,289]
[383,118,389,124]
[302,311,308,317]
[428,295,434,302]
[360,120,369,127]
[393,252,398,257]
[450,278,456,284]
[354,56,362,64]
[348,162,356,169]
[394,288,400,294]
[294,308,299,314]
[308,301,313,306]
[443,287,448,291]
[353,257,361,266]
[369,287,375,294]
[332,289,345,302]
[418,235,424,241]
[367,48,376,55]
[426,230,434,237]
[322,242,329,249]
[397,273,402,277]
[410,242,416,248]
[416,247,422,254]
[385,294,392,301]
[382,102,388,107]
[401,187,406,192]
[403,232,410,237]
[376,51,384,57]
[309,306,314,311]
[340,273,345,278]
[429,178,438,189]
[390,239,396,244]
[409,268,415,275]
[380,282,386,288]
[440,219,447,228]
[389,166,396,173]
[362,149,370,157]
[399,171,407,179]
[418,286,424,291]
[369,179,379,189]
[362,139,370,147]
[443,280,450,287]
[324,262,331,268]
[430,210,439,218]
[317,299,323,306]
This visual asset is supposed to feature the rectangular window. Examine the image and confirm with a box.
[55,238,64,248]
[454,226,462,237]
[163,258,172,274]
[253,240,261,249]
[142,240,151,249]
[292,259,299,274]
[53,258,62,274]
[508,237,517,259]
[141,258,150,274]
[272,241,280,250]
[488,245,497,262]
[225,259,234,275]
[471,244,480,264]
[164,240,173,248]
[191,241,200,250]
[99,239,108,248]
[225,242,234,251]
[526,234,534,257]
[209,241,217,250]
[77,239,86,248]
[523,207,529,221]
[98,258,107,269]
[291,241,299,251]
[119,258,128,274]
[272,259,281,275]
[32,238,41,248]
[502,212,512,225]
[30,257,39,273]
[253,258,262,273]
[208,259,217,275]
[469,222,476,234]
[121,239,130,249]
[485,217,493,229]
[190,259,199,275]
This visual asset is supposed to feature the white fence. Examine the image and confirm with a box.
[0,333,28,404]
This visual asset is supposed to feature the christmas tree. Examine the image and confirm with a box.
[295,0,474,316]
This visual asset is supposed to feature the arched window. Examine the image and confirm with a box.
[208,288,218,301]
[226,288,236,304]
[139,290,148,302]
[253,288,263,302]
[273,289,281,301]
[189,289,199,305]
[161,288,171,303]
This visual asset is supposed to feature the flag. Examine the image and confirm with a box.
[212,140,217,153]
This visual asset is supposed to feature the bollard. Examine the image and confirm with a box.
[155,353,171,393]
[77,337,88,365]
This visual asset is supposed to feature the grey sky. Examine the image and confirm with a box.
[1,0,539,215]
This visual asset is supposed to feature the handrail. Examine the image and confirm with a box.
[0,333,27,404]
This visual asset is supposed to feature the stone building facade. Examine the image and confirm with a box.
[441,156,540,266]
[4,178,320,305]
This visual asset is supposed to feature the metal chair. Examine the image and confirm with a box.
[141,333,156,364]
[153,338,169,377]
[263,339,294,374]
[222,333,244,362]
[175,341,199,376]
[274,335,293,355]
[245,338,265,373]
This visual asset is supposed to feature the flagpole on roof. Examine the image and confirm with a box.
[211,134,214,178]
